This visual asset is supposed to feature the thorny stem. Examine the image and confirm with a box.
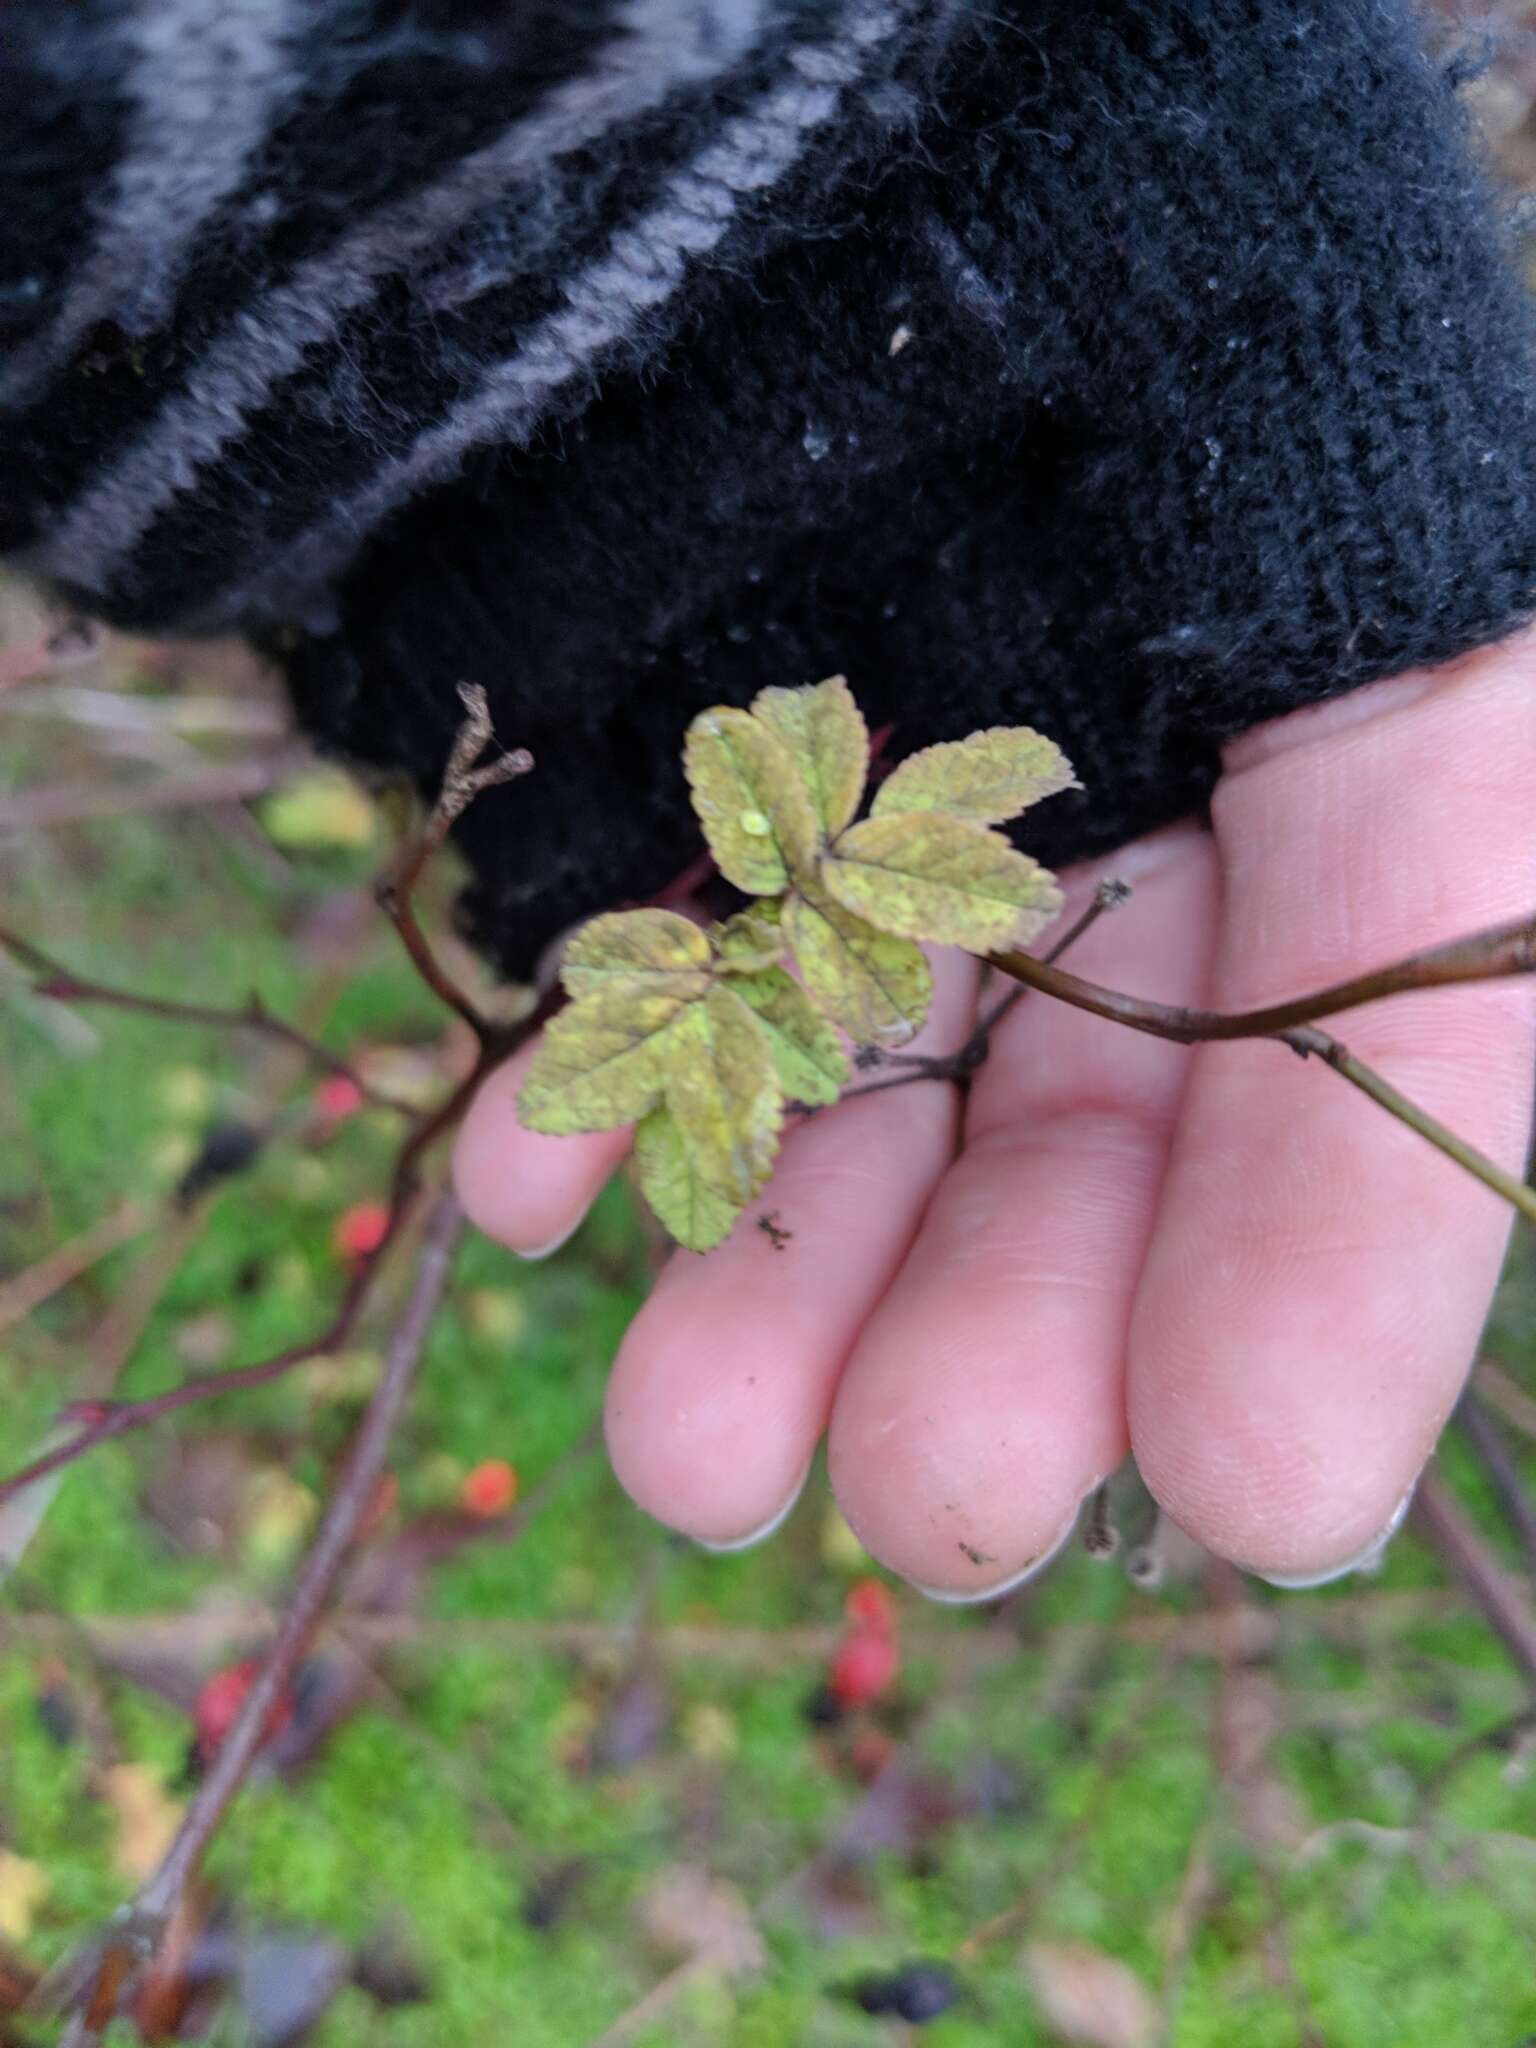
[989,910,1536,1044]
[61,1190,465,2043]
[0,923,414,1114]
[989,912,1536,1230]
[375,682,533,1043]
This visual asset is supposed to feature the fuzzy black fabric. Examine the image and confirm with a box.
[3,0,1535,976]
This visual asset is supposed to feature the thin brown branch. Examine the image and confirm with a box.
[988,914,1536,1229]
[1207,1561,1321,2046]
[0,743,310,832]
[1454,1390,1536,1584]
[836,873,1131,1105]
[0,923,413,1113]
[1412,1468,1536,1690]
[990,908,1536,1044]
[972,872,1131,1044]
[0,689,543,1544]
[0,1198,149,1337]
[1288,1026,1536,1227]
[1474,1361,1536,1443]
[62,1189,465,2041]
[0,1054,486,1513]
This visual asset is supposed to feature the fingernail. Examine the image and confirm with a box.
[903,1491,1088,1607]
[515,1218,581,1263]
[694,1460,812,1555]
[1255,1485,1416,1591]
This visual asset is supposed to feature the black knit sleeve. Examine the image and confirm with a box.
[3,0,1534,975]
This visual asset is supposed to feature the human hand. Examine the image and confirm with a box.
[453,634,1536,1596]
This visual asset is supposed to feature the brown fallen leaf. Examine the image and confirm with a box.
[1023,1939,1158,2048]
[637,1865,765,1979]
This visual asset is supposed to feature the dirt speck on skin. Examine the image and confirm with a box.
[959,1542,997,1567]
[756,1211,792,1252]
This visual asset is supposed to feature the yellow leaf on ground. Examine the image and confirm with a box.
[103,1762,184,1883]
[0,1850,48,1941]
[260,768,378,851]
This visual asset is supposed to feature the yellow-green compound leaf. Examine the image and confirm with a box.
[561,909,710,999]
[633,1104,742,1252]
[784,883,932,1046]
[872,726,1077,823]
[824,813,1063,953]
[663,984,783,1204]
[517,979,701,1133]
[731,966,850,1106]
[684,707,818,894]
[711,899,786,974]
[750,674,868,838]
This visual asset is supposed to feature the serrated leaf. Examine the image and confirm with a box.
[731,967,850,1105]
[784,883,932,1045]
[518,980,702,1133]
[561,910,710,999]
[664,984,782,1204]
[750,675,868,838]
[684,707,818,894]
[824,813,1063,952]
[712,900,786,973]
[633,1105,742,1251]
[872,726,1077,823]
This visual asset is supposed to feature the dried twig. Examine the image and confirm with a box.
[1474,1361,1536,1442]
[0,1060,477,1512]
[1455,1390,1536,1584]
[0,924,412,1112]
[0,744,310,832]
[59,1189,465,2043]
[0,686,542,1514]
[375,682,533,1041]
[1413,1468,1536,1689]
[0,1198,149,1337]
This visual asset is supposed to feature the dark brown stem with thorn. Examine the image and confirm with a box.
[0,923,414,1113]
[990,912,1536,1228]
[990,910,1536,1043]
[59,1189,465,2044]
